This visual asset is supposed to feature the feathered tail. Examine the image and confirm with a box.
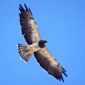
[18,44,32,62]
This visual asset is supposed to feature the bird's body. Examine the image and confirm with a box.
[18,4,67,82]
[27,43,40,53]
[18,40,47,62]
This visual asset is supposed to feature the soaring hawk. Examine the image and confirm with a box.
[18,4,67,82]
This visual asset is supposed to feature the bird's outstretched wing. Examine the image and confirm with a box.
[34,48,67,82]
[19,4,67,81]
[19,4,41,45]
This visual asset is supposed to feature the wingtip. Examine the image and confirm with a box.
[29,8,33,15]
[63,71,67,77]
[62,66,67,72]
[58,66,67,82]
[19,4,22,9]
[19,4,21,11]
[62,66,67,77]
[24,3,29,11]
[19,3,30,13]
[61,75,64,82]
[19,3,21,7]
[19,4,25,12]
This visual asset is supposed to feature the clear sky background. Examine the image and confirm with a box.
[0,0,85,85]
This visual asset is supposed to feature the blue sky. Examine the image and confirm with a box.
[0,0,85,85]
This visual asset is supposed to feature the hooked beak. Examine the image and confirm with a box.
[45,41,48,45]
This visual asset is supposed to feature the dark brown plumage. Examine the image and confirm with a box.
[18,4,67,82]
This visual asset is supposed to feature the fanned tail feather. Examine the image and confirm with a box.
[18,44,32,62]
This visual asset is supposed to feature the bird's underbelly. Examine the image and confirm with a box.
[27,43,40,54]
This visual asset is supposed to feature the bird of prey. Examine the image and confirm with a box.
[18,4,67,82]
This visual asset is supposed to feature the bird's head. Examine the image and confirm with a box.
[38,40,48,48]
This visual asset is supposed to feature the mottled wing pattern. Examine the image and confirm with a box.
[19,4,41,45]
[34,48,67,82]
